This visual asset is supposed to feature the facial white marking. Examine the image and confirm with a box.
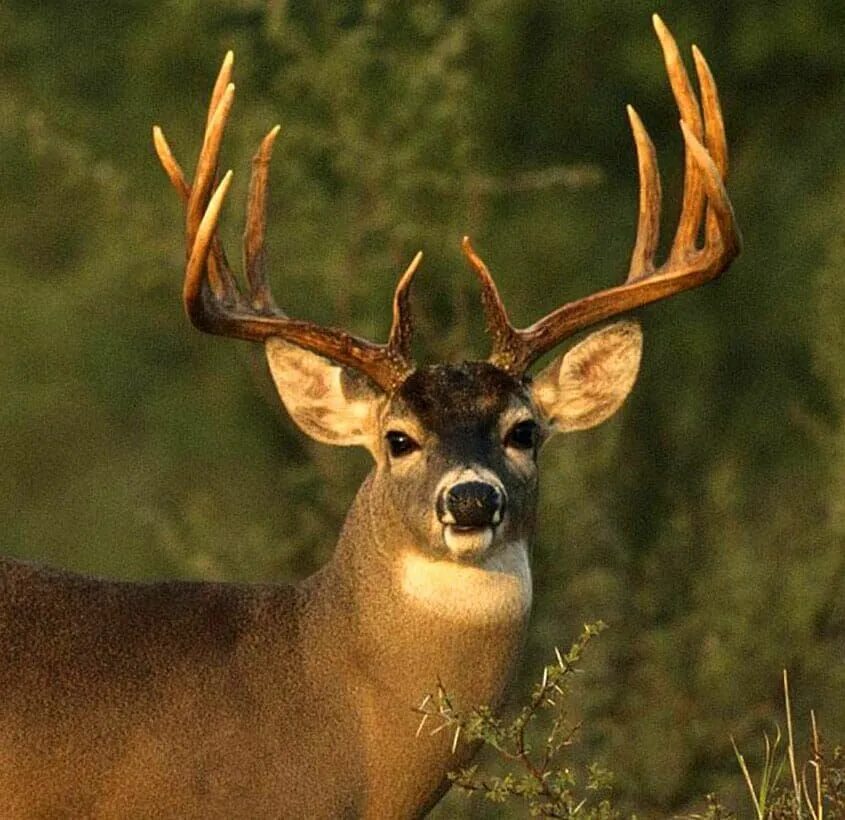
[443,525,494,559]
[436,465,505,500]
[399,541,532,623]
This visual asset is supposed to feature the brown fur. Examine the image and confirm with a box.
[0,481,526,818]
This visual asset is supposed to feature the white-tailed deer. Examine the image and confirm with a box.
[0,16,739,818]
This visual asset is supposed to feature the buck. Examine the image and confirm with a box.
[0,16,738,819]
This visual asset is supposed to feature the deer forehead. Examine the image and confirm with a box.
[386,362,532,435]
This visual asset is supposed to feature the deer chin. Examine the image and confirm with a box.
[443,524,495,561]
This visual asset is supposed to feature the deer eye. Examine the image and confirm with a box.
[386,430,420,458]
[505,420,539,451]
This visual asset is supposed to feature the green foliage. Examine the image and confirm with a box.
[731,728,787,819]
[427,628,844,819]
[420,623,618,818]
[679,794,735,820]
[675,697,845,819]
[726,672,845,820]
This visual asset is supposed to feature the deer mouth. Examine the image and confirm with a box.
[442,524,495,560]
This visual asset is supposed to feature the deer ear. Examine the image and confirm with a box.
[530,321,643,434]
[265,338,386,449]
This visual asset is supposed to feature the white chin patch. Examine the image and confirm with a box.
[443,525,494,560]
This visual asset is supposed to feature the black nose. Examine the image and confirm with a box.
[438,481,505,528]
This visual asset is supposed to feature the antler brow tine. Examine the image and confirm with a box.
[461,236,521,370]
[387,251,424,363]
[473,15,740,376]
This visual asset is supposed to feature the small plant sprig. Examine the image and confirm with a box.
[415,621,618,818]
[722,670,845,820]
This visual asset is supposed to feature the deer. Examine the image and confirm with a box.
[0,16,738,819]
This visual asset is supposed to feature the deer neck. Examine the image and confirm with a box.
[309,471,532,813]
[312,471,532,707]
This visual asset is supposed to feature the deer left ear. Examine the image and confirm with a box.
[530,321,643,433]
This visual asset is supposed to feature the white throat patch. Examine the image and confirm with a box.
[399,541,532,623]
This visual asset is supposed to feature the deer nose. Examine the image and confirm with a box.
[437,481,506,528]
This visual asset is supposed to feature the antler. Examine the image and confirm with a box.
[152,52,421,392]
[463,14,741,376]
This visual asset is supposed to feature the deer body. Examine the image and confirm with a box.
[0,16,739,819]
[0,465,530,818]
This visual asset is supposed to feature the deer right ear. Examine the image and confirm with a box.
[265,338,386,450]
[530,321,643,434]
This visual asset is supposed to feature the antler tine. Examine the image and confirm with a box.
[692,46,726,177]
[461,237,520,370]
[692,45,729,249]
[152,126,190,203]
[199,53,243,304]
[154,124,237,303]
[387,251,424,364]
[244,125,282,313]
[153,53,241,304]
[207,51,234,131]
[653,14,706,264]
[475,17,740,377]
[187,82,234,253]
[180,81,237,318]
[156,53,418,392]
[186,171,234,312]
[679,122,740,262]
[626,105,662,282]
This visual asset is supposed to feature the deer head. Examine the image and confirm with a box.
[153,16,739,577]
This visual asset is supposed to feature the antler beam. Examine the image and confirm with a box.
[153,53,420,392]
[464,14,741,376]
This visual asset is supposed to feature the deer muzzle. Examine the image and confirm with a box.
[436,478,507,560]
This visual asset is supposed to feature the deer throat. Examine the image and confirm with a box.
[397,540,532,624]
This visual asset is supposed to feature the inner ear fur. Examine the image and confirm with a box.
[530,321,643,433]
[265,338,386,449]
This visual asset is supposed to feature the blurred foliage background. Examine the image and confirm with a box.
[1,1,843,816]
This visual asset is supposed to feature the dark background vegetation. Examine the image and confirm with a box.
[1,1,843,815]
